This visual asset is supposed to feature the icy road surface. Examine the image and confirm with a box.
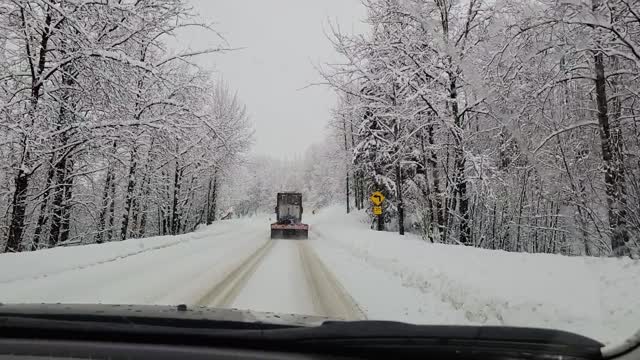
[1,207,639,345]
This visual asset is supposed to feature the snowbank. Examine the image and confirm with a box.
[308,206,640,345]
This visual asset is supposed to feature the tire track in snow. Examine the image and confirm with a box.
[0,225,266,304]
[229,240,316,315]
[195,238,275,307]
[109,226,269,305]
[212,235,365,320]
[298,240,366,320]
[0,226,239,286]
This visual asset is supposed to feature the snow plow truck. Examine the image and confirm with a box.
[270,192,309,239]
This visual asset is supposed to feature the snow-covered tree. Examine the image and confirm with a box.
[321,0,640,257]
[0,0,251,252]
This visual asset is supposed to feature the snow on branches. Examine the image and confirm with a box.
[0,0,251,252]
[322,0,640,257]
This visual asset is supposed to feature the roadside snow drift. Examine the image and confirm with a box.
[307,206,640,345]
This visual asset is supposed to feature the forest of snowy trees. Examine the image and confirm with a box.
[0,0,251,252]
[2,0,638,259]
[321,0,640,257]
[222,141,346,218]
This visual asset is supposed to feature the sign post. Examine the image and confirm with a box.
[370,191,385,231]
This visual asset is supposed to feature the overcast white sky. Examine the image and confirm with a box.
[178,0,368,159]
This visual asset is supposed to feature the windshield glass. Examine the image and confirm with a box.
[0,0,639,348]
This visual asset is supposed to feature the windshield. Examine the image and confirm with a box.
[0,0,639,349]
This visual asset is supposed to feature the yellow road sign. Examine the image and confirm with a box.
[373,206,382,215]
[370,191,385,206]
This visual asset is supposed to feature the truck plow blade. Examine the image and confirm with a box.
[270,224,309,239]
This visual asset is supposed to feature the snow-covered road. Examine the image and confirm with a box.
[193,237,364,320]
[1,207,639,345]
[0,219,269,305]
[0,215,363,321]
[232,240,316,315]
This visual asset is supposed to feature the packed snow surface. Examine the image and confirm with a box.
[0,218,268,304]
[0,206,638,345]
[232,240,316,315]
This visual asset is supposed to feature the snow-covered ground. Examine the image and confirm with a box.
[0,206,638,345]
[0,217,269,304]
[307,206,640,345]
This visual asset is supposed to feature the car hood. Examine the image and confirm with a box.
[0,303,333,327]
[0,303,616,360]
